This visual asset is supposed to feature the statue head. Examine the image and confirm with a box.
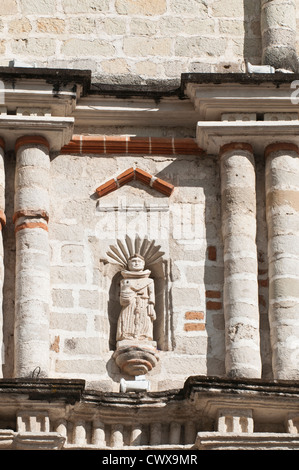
[127,254,145,272]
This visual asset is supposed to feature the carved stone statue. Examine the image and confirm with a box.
[108,235,163,376]
[117,254,156,343]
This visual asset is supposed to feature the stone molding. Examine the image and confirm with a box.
[196,120,299,155]
[195,432,299,450]
[0,115,74,151]
[183,73,299,121]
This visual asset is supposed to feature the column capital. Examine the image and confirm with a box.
[15,135,50,153]
[0,115,74,152]
[220,142,253,156]
[264,142,299,159]
[196,121,299,155]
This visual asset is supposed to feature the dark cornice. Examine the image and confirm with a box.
[0,378,85,404]
[180,72,299,91]
[0,66,92,96]
[0,68,297,101]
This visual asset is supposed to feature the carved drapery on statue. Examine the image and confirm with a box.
[117,268,155,342]
[107,235,164,376]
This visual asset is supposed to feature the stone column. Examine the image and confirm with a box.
[0,138,5,378]
[261,0,298,72]
[220,143,261,379]
[265,143,299,379]
[14,136,51,378]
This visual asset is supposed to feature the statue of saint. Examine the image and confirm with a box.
[116,254,156,343]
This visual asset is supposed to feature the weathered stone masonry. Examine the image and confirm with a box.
[265,142,299,380]
[0,70,297,451]
[220,142,261,379]
[1,0,299,453]
[14,136,51,378]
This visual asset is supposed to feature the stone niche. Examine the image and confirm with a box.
[106,235,166,377]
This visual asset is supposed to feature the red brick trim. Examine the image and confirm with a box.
[206,301,222,310]
[96,167,174,198]
[61,135,203,156]
[205,290,221,299]
[15,221,48,233]
[117,167,135,186]
[207,246,217,261]
[220,142,253,155]
[264,142,299,159]
[185,311,204,320]
[13,209,49,224]
[15,136,50,152]
[184,323,205,332]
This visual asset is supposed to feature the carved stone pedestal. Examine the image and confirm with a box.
[113,341,159,376]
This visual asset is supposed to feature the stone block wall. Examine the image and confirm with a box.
[0,0,262,80]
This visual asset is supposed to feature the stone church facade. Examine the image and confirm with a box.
[0,0,299,450]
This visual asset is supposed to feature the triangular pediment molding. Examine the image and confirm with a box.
[95,167,174,198]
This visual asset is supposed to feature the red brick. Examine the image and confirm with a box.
[185,311,204,320]
[15,135,49,152]
[220,142,253,156]
[258,268,268,275]
[95,178,118,197]
[96,167,174,198]
[127,137,150,154]
[206,301,222,310]
[174,138,203,155]
[135,167,152,185]
[15,222,48,233]
[207,246,217,261]
[61,135,203,156]
[205,290,221,299]
[258,279,269,288]
[184,323,205,332]
[265,142,299,159]
[259,295,266,307]
[105,136,127,154]
[116,167,135,186]
[82,136,105,154]
[152,178,174,196]
[13,209,49,224]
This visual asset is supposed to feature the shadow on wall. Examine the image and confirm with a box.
[243,0,262,66]
[153,156,226,376]
[2,150,16,378]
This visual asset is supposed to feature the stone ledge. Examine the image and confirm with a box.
[184,375,299,397]
[0,378,85,404]
[0,66,91,96]
[181,72,299,91]
[195,432,299,450]
[14,432,65,450]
